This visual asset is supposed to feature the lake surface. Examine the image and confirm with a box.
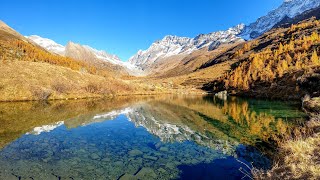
[0,95,308,179]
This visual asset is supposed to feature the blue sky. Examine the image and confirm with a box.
[0,0,283,61]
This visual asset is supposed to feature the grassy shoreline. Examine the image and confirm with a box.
[0,90,207,102]
[253,97,320,179]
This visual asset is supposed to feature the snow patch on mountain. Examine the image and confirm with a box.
[26,35,65,56]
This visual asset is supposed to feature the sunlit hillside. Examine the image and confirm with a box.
[207,18,320,100]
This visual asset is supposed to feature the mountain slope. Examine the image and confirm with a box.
[128,24,244,72]
[207,18,320,100]
[26,35,139,75]
[0,20,26,41]
[0,21,139,101]
[240,0,320,39]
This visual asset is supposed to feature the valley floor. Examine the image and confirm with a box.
[0,61,206,102]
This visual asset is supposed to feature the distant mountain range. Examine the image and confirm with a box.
[128,24,245,71]
[26,35,137,73]
[26,0,320,76]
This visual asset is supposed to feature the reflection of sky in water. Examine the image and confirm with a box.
[0,115,250,180]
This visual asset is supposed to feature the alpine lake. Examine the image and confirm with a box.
[0,95,308,179]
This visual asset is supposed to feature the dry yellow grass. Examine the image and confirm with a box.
[0,61,206,102]
[254,119,320,179]
[127,57,236,94]
[282,134,320,178]
[0,61,135,101]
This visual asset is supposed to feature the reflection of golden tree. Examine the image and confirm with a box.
[220,98,294,144]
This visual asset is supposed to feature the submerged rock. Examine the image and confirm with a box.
[115,161,124,166]
[158,167,167,173]
[154,142,162,149]
[129,149,143,157]
[143,155,158,161]
[90,153,100,160]
[135,168,157,179]
[159,147,169,152]
[87,165,95,171]
[165,162,176,169]
[102,157,111,162]
[119,174,137,180]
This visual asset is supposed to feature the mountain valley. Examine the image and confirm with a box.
[1,0,320,179]
[1,0,320,101]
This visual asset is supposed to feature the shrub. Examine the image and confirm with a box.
[84,83,100,94]
[51,82,70,93]
[32,88,51,100]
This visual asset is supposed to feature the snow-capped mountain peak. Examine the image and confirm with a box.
[26,35,65,56]
[128,24,245,70]
[240,0,320,39]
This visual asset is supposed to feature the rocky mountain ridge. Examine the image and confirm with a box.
[128,24,245,71]
[129,0,320,72]
[24,0,320,76]
[240,0,320,39]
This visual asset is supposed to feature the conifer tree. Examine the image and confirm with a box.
[310,49,319,65]
[278,43,284,54]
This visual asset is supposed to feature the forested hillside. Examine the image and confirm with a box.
[208,18,320,99]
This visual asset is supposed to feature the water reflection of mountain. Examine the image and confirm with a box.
[0,96,152,148]
[0,95,307,151]
[125,96,307,154]
[127,102,235,154]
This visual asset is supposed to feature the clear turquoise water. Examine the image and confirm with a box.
[0,96,308,179]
